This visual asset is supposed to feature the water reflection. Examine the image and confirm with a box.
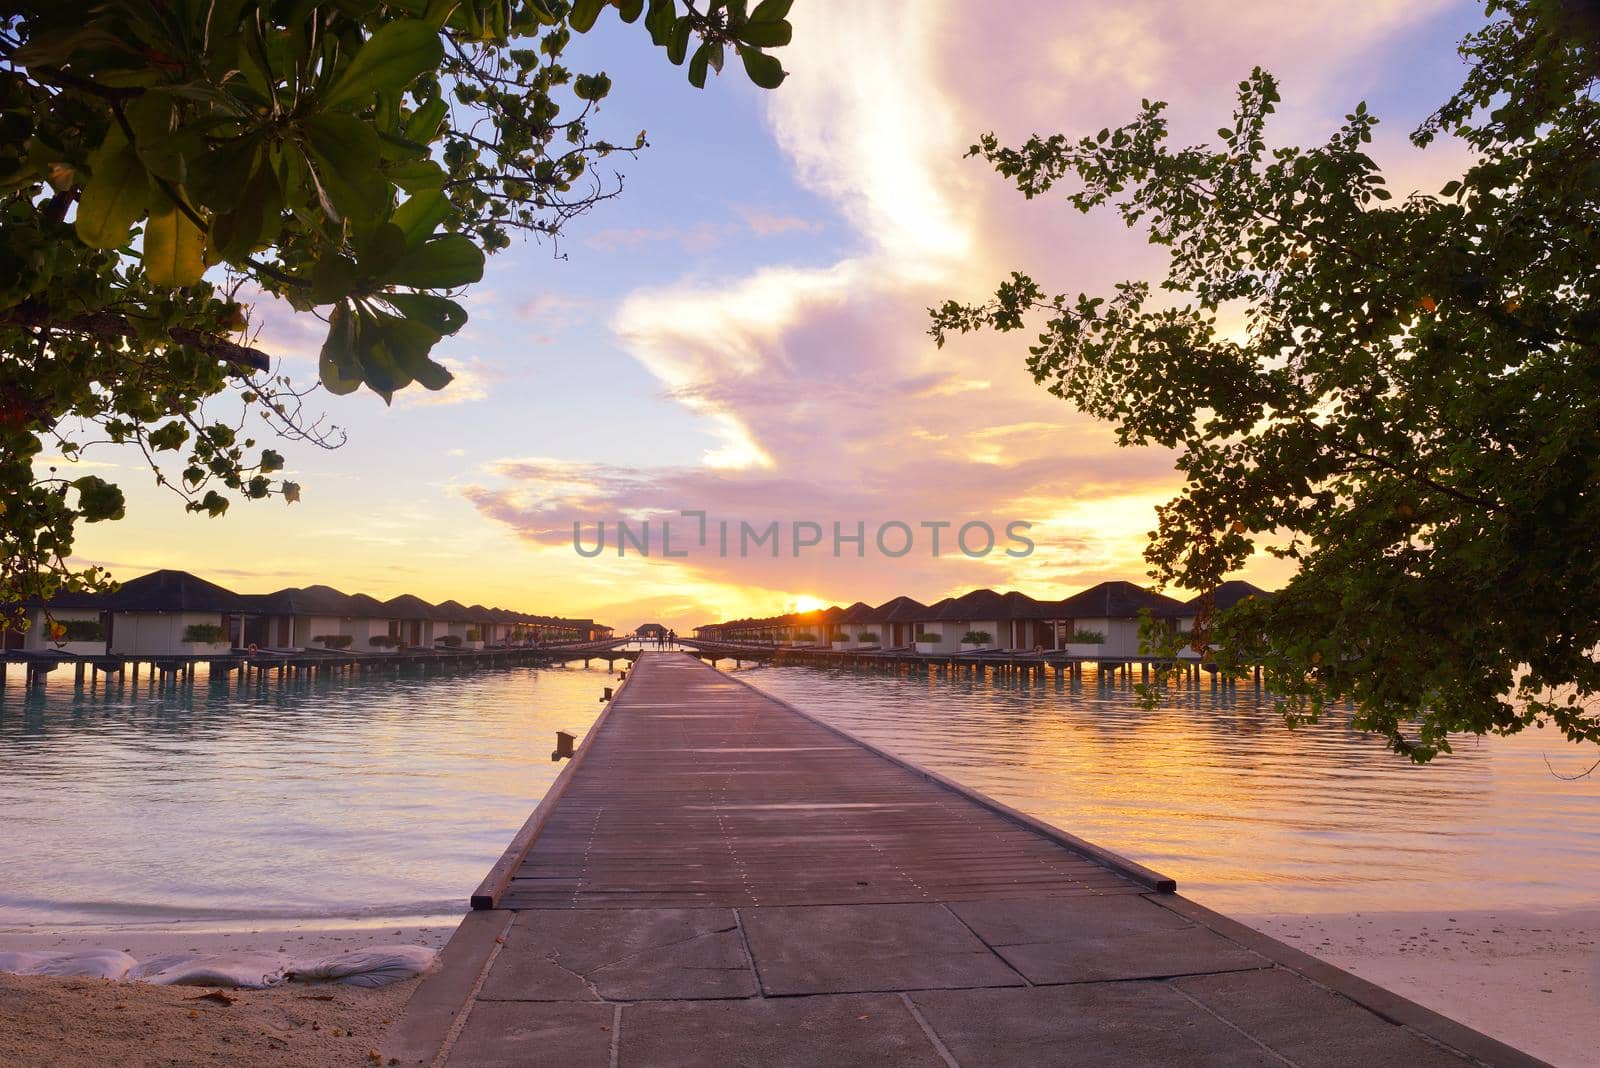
[0,662,610,928]
[733,662,1600,914]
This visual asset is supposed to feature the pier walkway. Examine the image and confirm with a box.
[387,652,1542,1067]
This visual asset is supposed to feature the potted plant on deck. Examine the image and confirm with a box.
[959,630,992,652]
[914,632,941,654]
[312,634,353,651]
[464,627,485,651]
[790,631,816,648]
[855,631,879,648]
[369,635,402,654]
[1064,629,1107,657]
[181,622,231,655]
[48,618,106,656]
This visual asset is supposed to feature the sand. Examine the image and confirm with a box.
[2,910,1596,1066]
[0,923,455,1068]
[1243,908,1600,1068]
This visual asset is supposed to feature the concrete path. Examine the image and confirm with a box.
[387,652,1544,1067]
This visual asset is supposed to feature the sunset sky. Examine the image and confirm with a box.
[59,1,1484,632]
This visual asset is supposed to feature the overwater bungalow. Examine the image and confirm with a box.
[884,590,1041,653]
[244,584,363,651]
[104,569,242,656]
[5,587,111,655]
[1176,580,1276,647]
[870,595,930,650]
[429,599,473,644]
[1047,580,1188,658]
[830,602,875,648]
[383,593,441,648]
[463,604,498,646]
[6,568,604,660]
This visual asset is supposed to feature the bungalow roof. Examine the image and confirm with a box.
[1184,580,1274,613]
[869,596,929,623]
[1049,580,1186,619]
[383,593,440,620]
[346,592,391,617]
[105,569,244,613]
[836,601,874,624]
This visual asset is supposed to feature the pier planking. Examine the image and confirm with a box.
[390,652,1546,1068]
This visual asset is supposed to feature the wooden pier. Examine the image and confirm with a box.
[0,638,634,691]
[386,652,1542,1067]
[677,637,1266,687]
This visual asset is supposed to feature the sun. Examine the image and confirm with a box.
[792,594,825,613]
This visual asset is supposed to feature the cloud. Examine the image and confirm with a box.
[736,206,824,237]
[395,356,499,409]
[461,0,1462,622]
[585,221,728,252]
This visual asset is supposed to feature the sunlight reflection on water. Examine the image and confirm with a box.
[0,663,610,928]
[2,654,1595,928]
[732,662,1600,914]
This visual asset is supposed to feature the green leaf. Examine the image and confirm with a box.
[570,0,605,32]
[209,160,282,261]
[259,449,284,473]
[392,190,449,247]
[735,19,790,47]
[76,129,148,249]
[667,17,692,64]
[402,98,448,143]
[186,135,260,214]
[739,46,785,89]
[357,223,409,276]
[574,72,612,101]
[123,92,191,183]
[750,0,792,20]
[688,43,711,88]
[645,0,675,44]
[615,0,645,23]
[384,158,448,192]
[318,302,364,396]
[147,422,189,451]
[384,291,468,334]
[383,234,484,287]
[73,476,125,522]
[311,254,359,304]
[143,190,207,286]
[304,112,386,222]
[324,20,444,110]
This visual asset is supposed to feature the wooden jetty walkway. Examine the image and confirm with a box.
[0,638,633,690]
[386,652,1544,1067]
[678,637,1259,688]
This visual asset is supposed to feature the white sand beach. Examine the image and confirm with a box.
[0,922,455,1068]
[3,910,1596,1066]
[1245,908,1600,1068]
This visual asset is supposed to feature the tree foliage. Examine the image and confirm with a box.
[931,0,1600,760]
[0,0,792,617]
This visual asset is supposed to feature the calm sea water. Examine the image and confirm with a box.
[0,662,610,929]
[740,663,1600,914]
[0,655,1595,929]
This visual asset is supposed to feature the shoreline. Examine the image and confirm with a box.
[1,907,1594,1066]
[1241,907,1599,1068]
[0,920,457,1068]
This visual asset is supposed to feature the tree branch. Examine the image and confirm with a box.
[5,305,272,373]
